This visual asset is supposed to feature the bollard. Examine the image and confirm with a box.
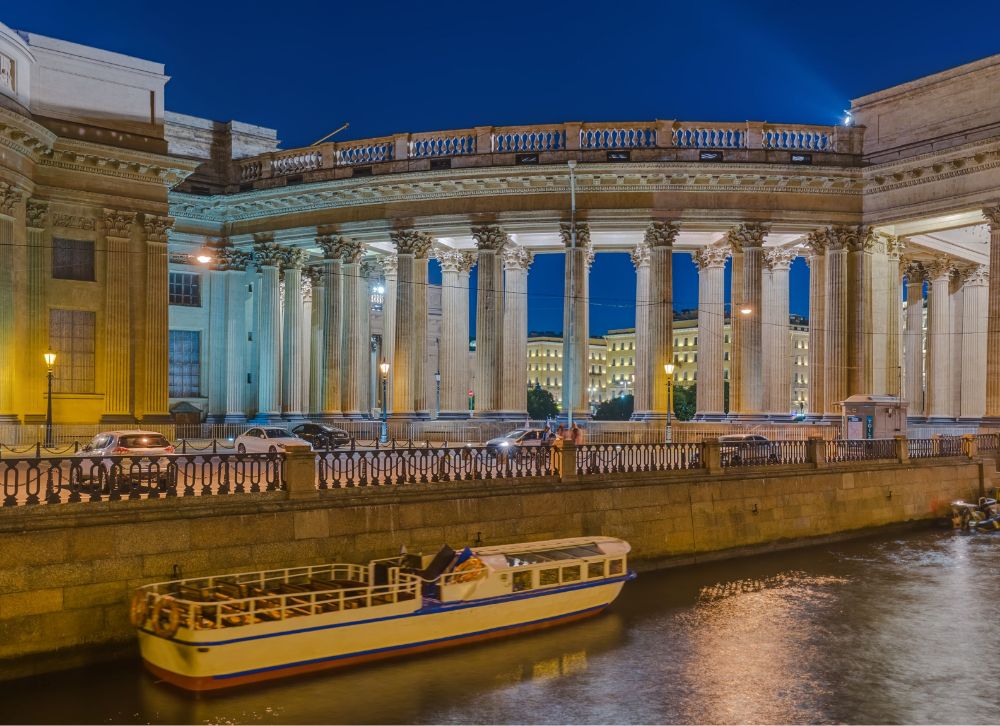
[806,436,826,469]
[701,437,721,474]
[894,435,909,464]
[560,441,578,483]
[283,443,319,499]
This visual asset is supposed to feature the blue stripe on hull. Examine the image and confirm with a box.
[213,603,608,681]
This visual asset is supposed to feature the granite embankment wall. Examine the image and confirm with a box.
[0,455,991,680]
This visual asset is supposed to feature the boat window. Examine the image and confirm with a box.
[512,570,533,592]
[609,559,624,575]
[539,568,559,587]
[562,565,581,583]
[587,561,605,579]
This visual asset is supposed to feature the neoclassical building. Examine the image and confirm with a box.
[2,18,1000,427]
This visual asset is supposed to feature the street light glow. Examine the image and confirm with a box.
[664,363,675,376]
[196,254,212,264]
[43,350,56,368]
[379,361,390,376]
[740,306,753,315]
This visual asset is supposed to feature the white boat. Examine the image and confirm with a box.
[131,536,635,691]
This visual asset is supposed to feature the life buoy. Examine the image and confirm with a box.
[150,595,181,638]
[129,590,150,627]
[453,557,486,583]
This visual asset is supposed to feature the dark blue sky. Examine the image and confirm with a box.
[8,1,996,335]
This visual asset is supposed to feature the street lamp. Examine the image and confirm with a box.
[664,362,675,443]
[379,361,390,444]
[43,350,56,447]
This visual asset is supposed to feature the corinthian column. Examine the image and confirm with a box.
[102,210,137,423]
[823,227,848,415]
[318,236,344,417]
[281,249,306,419]
[307,267,325,415]
[986,207,1000,419]
[0,184,22,422]
[501,245,533,417]
[903,263,925,418]
[142,216,172,421]
[381,254,398,414]
[846,226,875,396]
[763,247,794,415]
[885,237,904,397]
[805,231,827,418]
[950,269,965,419]
[219,248,250,422]
[25,200,47,420]
[436,248,475,418]
[559,222,591,419]
[630,241,651,419]
[341,240,371,417]
[961,265,989,419]
[413,242,431,419]
[252,236,283,422]
[925,258,953,420]
[390,231,432,418]
[472,225,507,417]
[727,223,767,416]
[693,245,727,418]
[646,221,678,419]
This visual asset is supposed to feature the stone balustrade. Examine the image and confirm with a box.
[233,119,863,185]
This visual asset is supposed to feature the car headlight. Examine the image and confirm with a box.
[500,442,509,447]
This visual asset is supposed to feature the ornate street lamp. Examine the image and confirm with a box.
[379,361,390,444]
[43,350,56,448]
[664,362,675,443]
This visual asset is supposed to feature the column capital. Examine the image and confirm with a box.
[436,246,476,273]
[0,181,23,218]
[471,224,509,251]
[903,259,926,284]
[304,265,325,287]
[379,253,398,276]
[502,244,533,271]
[559,222,592,248]
[360,257,382,278]
[630,240,649,269]
[763,246,796,271]
[883,233,904,259]
[842,224,878,253]
[693,245,729,270]
[805,227,831,255]
[341,239,366,265]
[963,263,989,286]
[982,205,1000,229]
[391,229,433,257]
[925,257,954,281]
[280,247,307,269]
[26,199,48,229]
[215,245,252,271]
[102,209,137,239]
[726,222,769,251]
[142,214,173,244]
[252,237,284,268]
[301,273,313,302]
[316,234,347,259]
[644,220,679,247]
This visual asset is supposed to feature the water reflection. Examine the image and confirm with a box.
[4,529,1000,724]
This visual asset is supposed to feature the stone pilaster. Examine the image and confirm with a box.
[501,245,533,417]
[207,261,228,420]
[436,248,475,418]
[630,241,651,418]
[472,225,507,417]
[924,258,953,420]
[693,245,728,417]
[986,206,1000,419]
[646,221,678,419]
[252,236,283,422]
[763,247,794,414]
[885,236,904,397]
[141,215,172,421]
[727,223,768,416]
[307,267,325,416]
[25,200,48,420]
[823,227,848,416]
[219,247,250,422]
[281,248,306,419]
[805,231,827,418]
[341,240,372,417]
[101,209,137,422]
[950,268,965,420]
[0,184,23,422]
[317,236,344,417]
[903,262,925,418]
[961,265,989,419]
[380,254,398,413]
[412,241,431,418]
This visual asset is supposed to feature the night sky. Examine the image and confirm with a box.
[7,1,996,335]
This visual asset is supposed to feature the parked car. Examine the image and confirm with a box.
[72,430,175,489]
[234,427,309,454]
[485,429,551,455]
[291,422,351,450]
[718,434,774,466]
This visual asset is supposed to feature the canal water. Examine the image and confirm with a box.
[4,527,999,725]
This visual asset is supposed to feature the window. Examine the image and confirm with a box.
[587,561,605,579]
[512,570,533,592]
[52,238,95,281]
[562,565,581,583]
[49,309,96,393]
[168,330,201,397]
[539,568,559,587]
[609,559,624,576]
[169,272,202,306]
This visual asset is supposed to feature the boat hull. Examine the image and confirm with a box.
[139,577,627,692]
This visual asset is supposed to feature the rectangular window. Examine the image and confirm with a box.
[609,559,624,576]
[538,568,559,587]
[52,238,95,281]
[168,330,201,397]
[587,561,605,579]
[48,309,96,393]
[562,565,581,583]
[512,570,533,592]
[168,272,202,306]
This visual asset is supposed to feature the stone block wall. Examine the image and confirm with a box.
[0,458,987,681]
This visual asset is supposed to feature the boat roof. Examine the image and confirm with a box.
[472,536,630,570]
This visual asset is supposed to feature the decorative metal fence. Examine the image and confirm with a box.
[826,439,896,463]
[721,440,808,468]
[0,453,282,506]
[575,443,701,475]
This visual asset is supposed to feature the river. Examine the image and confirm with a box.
[3,527,998,724]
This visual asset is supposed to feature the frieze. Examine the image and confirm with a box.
[26,200,48,229]
[52,212,96,231]
[102,209,137,238]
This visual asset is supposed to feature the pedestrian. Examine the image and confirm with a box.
[550,424,565,471]
[571,423,583,445]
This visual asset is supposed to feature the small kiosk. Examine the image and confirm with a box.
[840,395,908,439]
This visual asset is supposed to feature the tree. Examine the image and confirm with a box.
[674,385,696,421]
[594,394,634,421]
[527,385,559,420]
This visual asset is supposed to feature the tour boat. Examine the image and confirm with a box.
[131,536,635,691]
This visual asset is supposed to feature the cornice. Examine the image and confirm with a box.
[40,138,199,189]
[170,162,863,224]
[864,136,1000,195]
[0,106,56,160]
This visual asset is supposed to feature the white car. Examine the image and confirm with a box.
[234,427,310,454]
[72,429,175,489]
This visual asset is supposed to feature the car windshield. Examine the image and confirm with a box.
[504,430,527,439]
[118,434,170,448]
[265,429,293,438]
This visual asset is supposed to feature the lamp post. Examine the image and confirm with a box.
[664,362,675,443]
[43,350,56,448]
[379,361,389,444]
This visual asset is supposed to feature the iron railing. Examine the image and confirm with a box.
[826,439,896,463]
[575,443,701,475]
[721,440,808,468]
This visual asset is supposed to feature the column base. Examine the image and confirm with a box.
[222,413,248,424]
[22,414,46,425]
[437,411,472,420]
[249,412,284,424]
[693,412,728,421]
[282,412,308,424]
[340,411,374,420]
[388,412,421,421]
[725,413,774,423]
[141,414,174,424]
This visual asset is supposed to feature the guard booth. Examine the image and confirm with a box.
[840,395,908,439]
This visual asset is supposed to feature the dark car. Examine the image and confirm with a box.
[292,423,352,450]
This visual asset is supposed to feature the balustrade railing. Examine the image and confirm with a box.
[976,433,1000,451]
[575,443,700,475]
[906,438,965,458]
[335,138,395,166]
[721,440,808,468]
[0,452,283,507]
[492,125,567,152]
[672,123,747,149]
[580,123,657,149]
[409,130,477,158]
[762,124,834,151]
[826,439,896,463]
